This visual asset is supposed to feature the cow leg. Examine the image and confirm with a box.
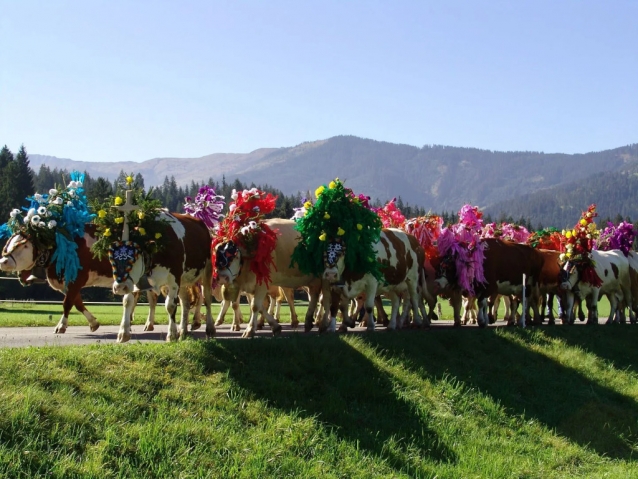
[490,295,500,324]
[231,293,243,332]
[303,287,321,332]
[214,298,231,326]
[243,287,281,338]
[282,288,299,328]
[375,295,389,326]
[562,291,575,325]
[72,295,100,332]
[54,288,81,334]
[407,279,423,328]
[385,293,401,330]
[191,285,204,331]
[165,284,180,342]
[178,286,192,340]
[317,284,333,333]
[546,293,556,325]
[144,291,158,331]
[364,292,376,332]
[449,291,463,327]
[202,263,215,338]
[117,292,136,343]
[577,299,586,322]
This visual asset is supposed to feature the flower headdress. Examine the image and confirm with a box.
[482,222,530,243]
[437,204,487,295]
[183,185,225,231]
[526,227,562,251]
[291,179,383,279]
[374,198,406,229]
[559,204,600,263]
[404,214,443,262]
[211,188,278,286]
[90,173,168,260]
[291,197,312,221]
[0,171,94,287]
[596,221,637,257]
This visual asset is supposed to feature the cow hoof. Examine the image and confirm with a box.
[54,326,66,334]
[166,334,178,342]
[478,322,487,329]
[431,312,438,321]
[144,323,154,332]
[453,321,461,328]
[232,324,241,332]
[304,322,314,333]
[338,324,348,333]
[272,324,282,336]
[548,319,555,326]
[117,332,131,343]
[214,318,225,326]
[206,326,216,339]
[366,326,375,332]
[241,329,255,339]
[291,319,299,329]
[257,322,264,330]
[179,330,188,340]
[191,321,201,331]
[90,322,100,332]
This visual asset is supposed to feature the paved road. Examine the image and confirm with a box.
[0,322,385,347]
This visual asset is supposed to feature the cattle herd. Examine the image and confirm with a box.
[0,175,636,342]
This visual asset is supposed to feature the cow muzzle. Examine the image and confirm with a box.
[113,279,134,296]
[0,257,14,271]
[323,269,340,283]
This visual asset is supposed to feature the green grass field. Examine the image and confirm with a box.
[0,326,638,477]
[0,296,613,328]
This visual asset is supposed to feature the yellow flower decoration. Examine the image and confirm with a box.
[357,224,363,230]
[579,218,588,226]
[565,231,572,239]
[304,201,312,209]
[315,186,325,198]
[337,227,345,236]
[138,211,145,219]
[138,227,146,236]
[114,217,124,224]
[114,197,123,206]
[566,252,572,258]
[104,228,111,237]
[126,175,134,185]
[324,213,331,219]
[319,232,327,241]
[155,232,162,239]
[328,181,337,189]
[98,210,107,218]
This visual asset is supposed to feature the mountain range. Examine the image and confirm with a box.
[29,136,638,226]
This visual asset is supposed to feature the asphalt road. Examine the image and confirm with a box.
[0,318,588,348]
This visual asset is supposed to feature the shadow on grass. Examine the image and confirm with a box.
[201,335,457,473]
[358,327,638,460]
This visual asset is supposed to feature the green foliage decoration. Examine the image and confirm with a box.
[90,174,169,260]
[291,178,383,279]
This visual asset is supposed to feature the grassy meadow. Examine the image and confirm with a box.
[0,308,637,476]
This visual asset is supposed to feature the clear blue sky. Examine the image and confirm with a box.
[1,0,636,163]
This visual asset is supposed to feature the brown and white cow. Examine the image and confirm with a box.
[213,218,322,338]
[111,212,214,342]
[319,228,426,332]
[0,224,116,333]
[435,238,544,327]
[560,249,633,325]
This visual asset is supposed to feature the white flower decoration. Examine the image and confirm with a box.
[67,201,73,207]
[27,208,36,218]
[38,222,45,228]
[9,209,20,218]
[229,204,237,213]
[37,206,47,215]
[240,226,250,235]
[47,220,57,229]
[55,198,63,205]
[68,190,75,197]
[231,189,238,201]
[31,215,41,225]
[34,194,43,203]
[248,221,257,229]
[23,216,30,224]
[49,189,58,196]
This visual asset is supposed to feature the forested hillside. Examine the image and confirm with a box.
[485,165,638,228]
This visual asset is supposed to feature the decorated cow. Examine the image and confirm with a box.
[0,173,123,333]
[291,179,426,332]
[92,181,214,342]
[212,188,322,338]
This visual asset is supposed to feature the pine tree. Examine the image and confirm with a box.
[13,145,35,200]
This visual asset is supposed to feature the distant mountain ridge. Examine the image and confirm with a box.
[29,136,638,220]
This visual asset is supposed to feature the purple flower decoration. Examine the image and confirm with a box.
[183,185,225,231]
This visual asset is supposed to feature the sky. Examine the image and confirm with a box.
[1,0,636,163]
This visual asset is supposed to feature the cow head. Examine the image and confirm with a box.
[109,241,145,295]
[323,239,347,283]
[434,255,456,292]
[559,261,579,291]
[0,233,38,273]
[214,240,241,286]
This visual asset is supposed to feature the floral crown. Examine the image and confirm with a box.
[0,171,93,287]
[526,227,562,251]
[597,221,637,257]
[211,188,278,286]
[90,174,169,260]
[559,204,600,263]
[183,185,225,231]
[374,198,406,229]
[290,178,383,279]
